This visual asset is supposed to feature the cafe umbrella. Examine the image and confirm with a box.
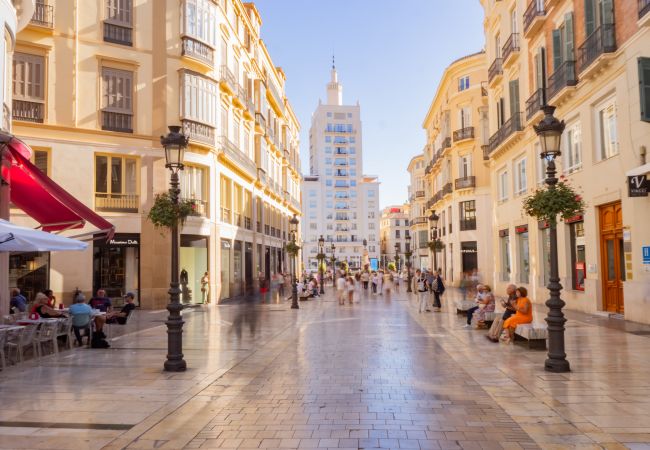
[0,219,88,252]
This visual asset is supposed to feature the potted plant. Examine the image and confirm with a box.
[427,240,445,252]
[387,262,396,272]
[523,176,586,225]
[147,192,194,231]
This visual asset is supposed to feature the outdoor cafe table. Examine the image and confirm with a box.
[15,317,63,325]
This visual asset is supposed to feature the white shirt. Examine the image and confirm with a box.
[336,277,346,291]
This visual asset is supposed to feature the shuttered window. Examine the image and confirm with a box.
[105,0,132,26]
[13,53,44,102]
[32,150,49,175]
[639,57,650,123]
[101,68,133,113]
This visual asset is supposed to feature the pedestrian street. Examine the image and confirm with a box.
[1,289,650,449]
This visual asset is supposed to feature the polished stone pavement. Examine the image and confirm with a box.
[0,289,649,450]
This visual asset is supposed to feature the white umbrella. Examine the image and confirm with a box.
[0,219,88,252]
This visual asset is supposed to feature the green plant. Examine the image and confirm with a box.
[427,240,445,252]
[387,262,396,272]
[285,241,300,256]
[147,192,193,230]
[338,261,349,274]
[523,177,585,225]
[318,260,327,273]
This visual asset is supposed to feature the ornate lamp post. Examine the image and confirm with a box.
[394,242,400,271]
[428,211,439,271]
[317,235,325,295]
[405,234,413,293]
[161,125,189,372]
[534,105,570,373]
[289,214,299,309]
[330,242,337,285]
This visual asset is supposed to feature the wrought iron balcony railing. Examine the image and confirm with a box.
[442,182,453,195]
[104,22,132,46]
[455,176,476,190]
[453,127,474,142]
[641,0,650,19]
[31,1,54,28]
[488,113,523,154]
[547,60,577,100]
[410,217,428,226]
[181,36,214,66]
[415,190,425,198]
[12,100,44,123]
[219,135,256,177]
[523,0,545,34]
[502,33,520,62]
[488,58,503,83]
[102,110,132,133]
[182,119,215,146]
[525,88,545,120]
[183,198,208,217]
[577,23,617,74]
[219,65,236,91]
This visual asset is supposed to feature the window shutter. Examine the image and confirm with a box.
[552,29,562,70]
[564,13,574,61]
[102,68,133,113]
[509,79,520,116]
[601,0,614,25]
[106,0,132,25]
[33,150,48,175]
[639,57,650,123]
[584,0,596,36]
[13,53,44,101]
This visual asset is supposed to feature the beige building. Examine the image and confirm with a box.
[481,0,650,322]
[8,0,301,308]
[420,51,493,285]
[406,155,429,270]
[379,204,410,270]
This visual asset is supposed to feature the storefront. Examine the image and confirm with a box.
[220,239,231,300]
[567,215,585,291]
[460,241,477,274]
[93,233,139,306]
[9,251,50,301]
[180,235,209,304]
[515,225,529,284]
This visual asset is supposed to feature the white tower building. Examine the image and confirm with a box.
[301,64,380,272]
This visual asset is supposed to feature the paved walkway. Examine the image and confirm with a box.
[0,288,649,449]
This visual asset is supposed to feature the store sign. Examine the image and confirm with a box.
[643,246,650,265]
[498,229,509,237]
[628,175,649,197]
[515,224,528,234]
[565,214,583,224]
[108,237,139,247]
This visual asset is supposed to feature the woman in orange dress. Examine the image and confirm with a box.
[502,286,533,343]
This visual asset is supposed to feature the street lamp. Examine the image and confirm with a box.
[317,235,325,295]
[161,125,189,372]
[330,242,336,284]
[534,104,570,373]
[289,214,299,309]
[429,211,439,271]
[405,234,413,293]
[394,242,400,271]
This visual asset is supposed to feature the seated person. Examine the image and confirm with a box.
[10,288,27,313]
[106,292,136,324]
[31,292,66,318]
[43,289,56,308]
[500,284,518,321]
[464,284,485,328]
[89,289,113,313]
[69,293,93,345]
[502,286,533,343]
[471,284,496,328]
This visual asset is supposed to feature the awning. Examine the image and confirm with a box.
[1,136,114,240]
[626,163,650,177]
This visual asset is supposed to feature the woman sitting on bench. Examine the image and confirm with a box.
[502,286,532,343]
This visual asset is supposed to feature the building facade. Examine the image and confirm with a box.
[406,155,430,270]
[9,0,301,308]
[420,51,493,285]
[481,0,650,322]
[379,204,410,270]
[301,66,380,272]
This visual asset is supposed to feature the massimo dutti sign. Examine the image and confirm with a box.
[628,175,649,197]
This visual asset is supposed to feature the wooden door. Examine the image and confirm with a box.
[599,202,624,313]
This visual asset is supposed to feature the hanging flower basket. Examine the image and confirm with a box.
[523,177,586,225]
[427,240,445,252]
[338,261,349,274]
[285,241,300,256]
[387,262,396,272]
[147,192,194,230]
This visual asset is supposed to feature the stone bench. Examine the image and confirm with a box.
[455,300,476,314]
[514,323,548,350]
[470,310,498,328]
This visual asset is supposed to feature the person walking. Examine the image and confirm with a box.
[346,276,355,304]
[414,269,429,313]
[361,270,369,291]
[376,271,384,295]
[336,273,346,305]
[431,269,445,311]
[425,269,434,312]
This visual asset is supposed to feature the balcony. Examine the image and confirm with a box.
[482,145,490,160]
[95,193,139,213]
[181,36,214,67]
[488,113,523,155]
[453,127,474,142]
[424,160,434,175]
[180,119,214,147]
[103,22,132,46]
[459,218,477,231]
[547,60,577,102]
[410,216,428,226]
[481,81,488,96]
[218,135,257,179]
[488,58,503,85]
[12,100,44,123]
[30,1,54,28]
[442,136,452,149]
[415,190,425,198]
[219,65,237,93]
[335,170,348,177]
[641,0,650,25]
[523,0,546,37]
[576,23,617,77]
[525,88,545,121]
[502,33,520,67]
[220,207,231,224]
[184,198,208,217]
[101,110,132,133]
[335,148,348,155]
[455,176,476,190]
[255,112,266,130]
[442,182,453,196]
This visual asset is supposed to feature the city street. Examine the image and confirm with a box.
[1,290,650,449]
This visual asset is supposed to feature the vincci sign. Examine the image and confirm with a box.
[628,174,649,197]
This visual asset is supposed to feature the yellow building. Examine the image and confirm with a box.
[407,154,429,269]
[379,204,410,270]
[9,0,301,308]
[420,51,493,285]
[481,0,650,322]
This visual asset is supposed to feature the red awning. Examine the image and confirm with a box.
[1,137,114,240]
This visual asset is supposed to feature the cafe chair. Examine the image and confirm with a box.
[56,316,74,350]
[34,321,60,357]
[6,325,39,363]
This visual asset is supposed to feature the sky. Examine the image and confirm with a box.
[253,0,486,208]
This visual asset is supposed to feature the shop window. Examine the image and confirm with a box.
[9,252,50,302]
[568,219,585,290]
[499,229,511,281]
[94,154,139,213]
[516,226,529,284]
[93,234,139,305]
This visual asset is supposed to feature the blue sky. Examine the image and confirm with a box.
[253,0,485,208]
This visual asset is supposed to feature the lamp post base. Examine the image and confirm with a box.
[544,358,570,373]
[164,358,187,372]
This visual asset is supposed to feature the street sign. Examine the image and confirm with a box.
[643,246,650,265]
[628,175,649,197]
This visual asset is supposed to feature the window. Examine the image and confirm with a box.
[182,71,218,128]
[101,67,133,133]
[639,57,650,123]
[569,220,586,290]
[395,230,400,239]
[325,136,331,143]
[500,230,511,281]
[459,154,472,178]
[596,97,618,160]
[552,13,574,73]
[517,229,529,284]
[458,106,471,128]
[325,146,332,154]
[183,0,219,47]
[309,201,317,208]
[309,223,317,230]
[368,190,375,198]
[180,165,207,215]
[459,200,476,231]
[220,176,232,223]
[94,154,138,212]
[12,53,45,123]
[498,169,509,201]
[31,149,49,175]
[368,223,375,230]
[104,0,133,46]
[564,121,582,173]
[458,75,470,91]
[514,157,527,195]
